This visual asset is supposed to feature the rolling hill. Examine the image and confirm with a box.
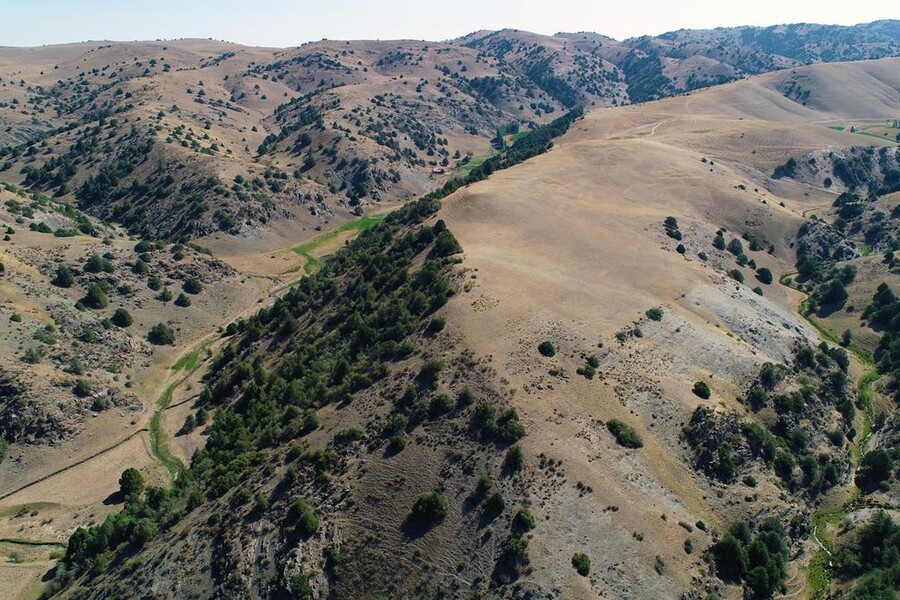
[1,25,900,600]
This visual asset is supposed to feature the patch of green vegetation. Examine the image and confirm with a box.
[171,347,203,372]
[572,552,591,576]
[151,340,211,480]
[292,214,385,273]
[854,129,897,142]
[606,419,643,448]
[457,154,493,176]
[827,125,845,131]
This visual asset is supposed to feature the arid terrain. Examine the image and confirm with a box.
[1,23,899,600]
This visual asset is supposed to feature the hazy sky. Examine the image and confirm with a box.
[2,0,896,47]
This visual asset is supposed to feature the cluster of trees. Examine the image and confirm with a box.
[421,106,583,204]
[62,469,164,582]
[53,195,453,586]
[684,345,850,496]
[835,510,900,598]
[795,226,857,316]
[51,92,574,591]
[710,518,789,598]
[866,283,900,380]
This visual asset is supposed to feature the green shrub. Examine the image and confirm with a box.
[572,552,591,576]
[505,445,525,471]
[841,329,852,347]
[148,323,176,345]
[52,265,75,288]
[755,267,773,285]
[538,341,556,357]
[512,509,535,533]
[411,491,448,523]
[606,419,643,448]
[131,259,149,275]
[856,448,894,490]
[457,386,475,407]
[646,307,663,321]
[183,277,203,294]
[418,359,443,384]
[387,435,406,453]
[111,308,133,327]
[85,254,114,274]
[84,283,108,309]
[431,230,462,257]
[727,269,744,283]
[119,468,145,498]
[287,498,319,536]
[333,427,364,444]
[426,317,445,334]
[485,492,505,514]
[692,381,711,399]
[429,393,454,416]
[174,293,192,307]
[73,379,92,397]
[23,347,41,364]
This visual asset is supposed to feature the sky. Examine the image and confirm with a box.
[1,0,896,47]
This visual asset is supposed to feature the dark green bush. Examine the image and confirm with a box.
[111,308,133,327]
[183,277,203,294]
[174,293,192,307]
[73,379,93,397]
[148,323,176,345]
[646,307,663,321]
[572,552,591,576]
[52,265,75,287]
[512,509,535,533]
[692,381,711,399]
[411,491,448,523]
[606,419,643,448]
[756,267,773,285]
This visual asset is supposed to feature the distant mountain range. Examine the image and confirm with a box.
[0,20,897,240]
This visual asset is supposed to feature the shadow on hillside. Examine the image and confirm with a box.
[102,490,125,505]
[400,514,442,540]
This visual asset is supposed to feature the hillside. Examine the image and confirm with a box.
[2,56,894,600]
[0,21,898,245]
